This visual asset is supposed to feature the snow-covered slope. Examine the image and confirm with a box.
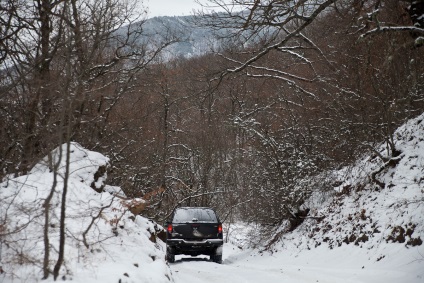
[0,142,171,283]
[267,113,424,282]
[301,113,424,247]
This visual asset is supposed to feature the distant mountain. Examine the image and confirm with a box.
[114,15,226,60]
[144,16,220,58]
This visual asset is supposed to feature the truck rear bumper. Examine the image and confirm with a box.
[167,239,223,256]
[167,239,223,246]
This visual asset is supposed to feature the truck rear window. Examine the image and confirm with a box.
[172,208,218,223]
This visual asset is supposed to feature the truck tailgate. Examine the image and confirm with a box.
[172,223,219,239]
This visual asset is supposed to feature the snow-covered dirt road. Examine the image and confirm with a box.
[170,243,424,283]
[170,243,287,283]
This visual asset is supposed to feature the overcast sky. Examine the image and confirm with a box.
[146,0,204,18]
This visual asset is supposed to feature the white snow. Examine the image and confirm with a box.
[0,142,171,283]
[171,226,423,283]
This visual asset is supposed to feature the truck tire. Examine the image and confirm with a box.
[211,254,222,264]
[166,252,175,263]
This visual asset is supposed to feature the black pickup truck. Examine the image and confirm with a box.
[165,207,223,263]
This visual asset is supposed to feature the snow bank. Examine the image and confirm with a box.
[0,142,171,283]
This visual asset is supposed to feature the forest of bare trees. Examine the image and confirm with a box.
[1,0,423,237]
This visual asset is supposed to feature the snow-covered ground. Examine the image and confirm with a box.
[1,113,423,283]
[0,143,171,283]
[170,241,423,283]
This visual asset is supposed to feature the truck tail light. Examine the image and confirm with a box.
[167,224,173,233]
[218,223,222,233]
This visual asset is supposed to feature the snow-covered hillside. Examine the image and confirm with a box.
[0,143,171,283]
[226,113,424,253]
[265,113,424,281]
[298,113,424,247]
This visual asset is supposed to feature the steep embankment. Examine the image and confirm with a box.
[270,113,424,282]
[300,113,424,248]
[0,143,170,283]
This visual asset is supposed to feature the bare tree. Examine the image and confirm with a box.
[196,1,337,91]
[1,0,182,280]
